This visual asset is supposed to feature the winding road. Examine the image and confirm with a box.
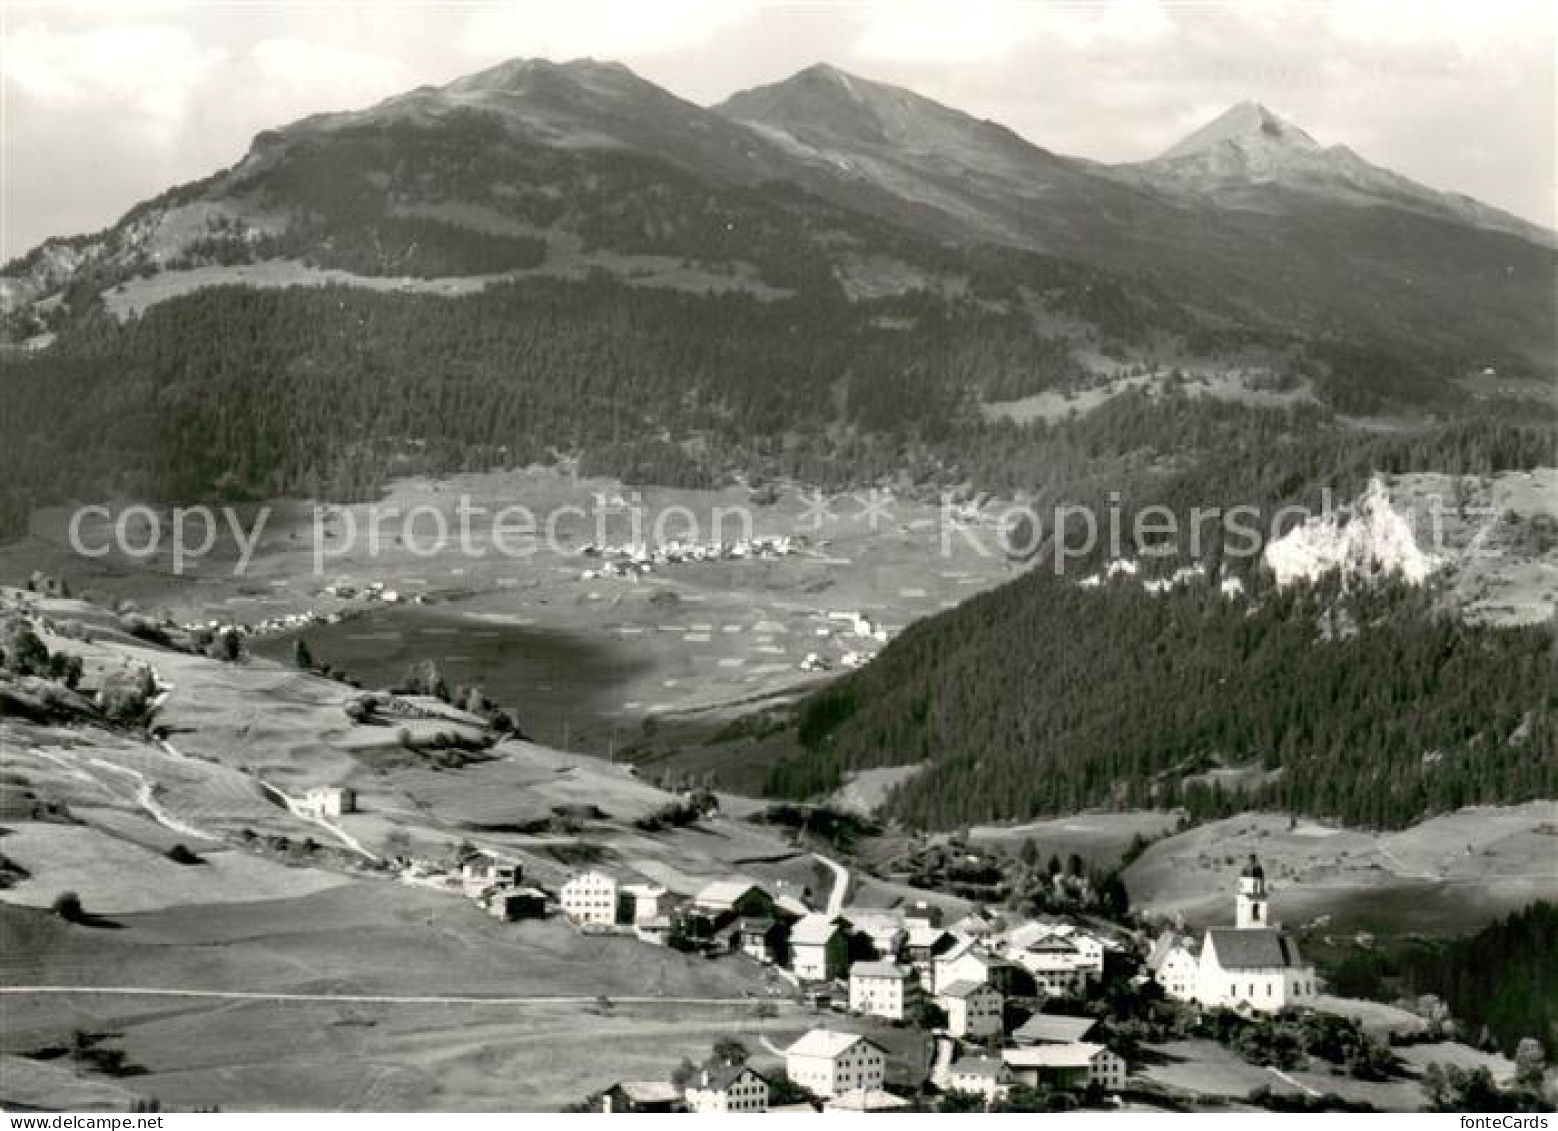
[813,852,850,917]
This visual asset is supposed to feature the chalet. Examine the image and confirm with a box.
[1146,931,1199,1002]
[691,879,775,920]
[303,785,355,818]
[634,914,674,947]
[949,907,1003,938]
[904,900,944,929]
[621,882,670,924]
[483,887,547,921]
[906,924,956,970]
[1002,1043,1126,1093]
[684,1063,769,1113]
[1007,932,1097,996]
[1011,1013,1098,1046]
[560,870,622,926]
[944,1056,1011,1103]
[601,1081,683,1113]
[790,914,849,982]
[784,1030,888,1098]
[935,980,1003,1039]
[847,910,908,961]
[848,960,914,1021]
[734,917,787,964]
[932,937,1005,994]
[461,852,518,896]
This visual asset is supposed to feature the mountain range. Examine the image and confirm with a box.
[4,57,1554,368]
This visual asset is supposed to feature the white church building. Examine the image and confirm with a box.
[1149,855,1317,1013]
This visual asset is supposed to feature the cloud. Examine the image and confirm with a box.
[457,0,751,62]
[248,38,415,107]
[2,21,225,141]
[853,0,1171,63]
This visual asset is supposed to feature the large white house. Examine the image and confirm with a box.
[560,870,620,926]
[1003,1042,1127,1093]
[936,980,1004,1039]
[684,1063,769,1113]
[783,1029,888,1098]
[1149,856,1318,1012]
[790,914,849,981]
[849,960,913,1021]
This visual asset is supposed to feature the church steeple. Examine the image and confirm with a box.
[1235,854,1268,928]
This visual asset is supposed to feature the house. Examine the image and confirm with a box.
[1011,1013,1098,1046]
[461,852,518,896]
[846,911,908,961]
[949,907,1003,938]
[735,917,787,964]
[560,870,621,926]
[483,886,547,921]
[906,925,956,970]
[691,880,775,920]
[1153,856,1318,1012]
[601,1081,684,1112]
[823,1088,911,1112]
[303,785,355,818]
[634,914,674,946]
[1146,930,1199,1002]
[684,1063,769,1113]
[849,960,914,1021]
[790,914,849,981]
[935,980,1003,1039]
[621,882,670,924]
[1002,1042,1127,1093]
[904,900,943,929]
[784,1029,888,1098]
[1007,932,1098,997]
[932,937,1000,994]
[944,1056,1011,1103]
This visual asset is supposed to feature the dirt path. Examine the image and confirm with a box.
[813,852,850,917]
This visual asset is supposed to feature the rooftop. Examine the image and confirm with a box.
[784,1028,877,1060]
[693,879,764,907]
[1012,1014,1098,1045]
[1003,1041,1111,1069]
[791,913,844,945]
[851,960,911,980]
[1206,927,1304,970]
[936,979,996,1000]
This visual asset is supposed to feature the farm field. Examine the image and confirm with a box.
[0,878,802,1111]
[1124,804,1558,932]
[4,467,1018,754]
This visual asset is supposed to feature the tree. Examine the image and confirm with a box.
[293,639,315,670]
[711,1037,750,1066]
[52,891,83,922]
[669,1057,699,1091]
[1515,1038,1547,1092]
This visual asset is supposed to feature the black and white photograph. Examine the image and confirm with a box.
[0,0,1554,1117]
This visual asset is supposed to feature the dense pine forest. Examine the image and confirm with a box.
[1326,902,1558,1056]
[3,261,1550,544]
[760,573,1556,829]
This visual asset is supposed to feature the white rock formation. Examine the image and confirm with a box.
[1263,477,1443,587]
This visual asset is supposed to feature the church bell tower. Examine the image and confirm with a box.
[1236,854,1268,928]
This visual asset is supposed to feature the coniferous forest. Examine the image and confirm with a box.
[760,573,1555,830]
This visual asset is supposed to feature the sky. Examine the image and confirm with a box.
[2,0,1554,258]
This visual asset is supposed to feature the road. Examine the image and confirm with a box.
[813,852,850,917]
[0,986,797,1009]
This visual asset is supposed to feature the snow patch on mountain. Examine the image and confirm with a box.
[1264,477,1444,587]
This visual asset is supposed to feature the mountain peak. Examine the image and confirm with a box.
[1158,101,1320,161]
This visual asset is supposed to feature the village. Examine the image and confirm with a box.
[364,824,1368,1114]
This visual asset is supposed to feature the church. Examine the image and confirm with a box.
[1148,855,1318,1013]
